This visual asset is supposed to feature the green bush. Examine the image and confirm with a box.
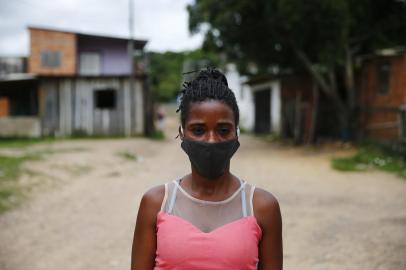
[332,142,406,179]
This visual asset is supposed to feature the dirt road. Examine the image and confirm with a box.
[0,111,405,270]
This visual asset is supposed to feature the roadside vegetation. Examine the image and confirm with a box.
[116,151,138,161]
[0,137,56,148]
[0,137,88,213]
[332,141,406,179]
[0,153,42,213]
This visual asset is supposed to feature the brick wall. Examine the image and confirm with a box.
[28,28,76,75]
[359,55,406,140]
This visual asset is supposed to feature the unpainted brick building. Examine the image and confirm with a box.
[358,50,406,143]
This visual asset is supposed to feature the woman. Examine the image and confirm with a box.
[131,68,282,270]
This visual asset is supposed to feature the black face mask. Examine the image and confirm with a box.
[181,138,240,180]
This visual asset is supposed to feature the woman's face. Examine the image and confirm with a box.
[182,100,237,143]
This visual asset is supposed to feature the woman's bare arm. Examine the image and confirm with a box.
[131,185,165,270]
[254,188,283,270]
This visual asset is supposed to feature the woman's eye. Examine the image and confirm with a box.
[218,127,231,135]
[192,127,205,135]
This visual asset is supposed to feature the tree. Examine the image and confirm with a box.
[188,0,406,139]
[148,49,220,102]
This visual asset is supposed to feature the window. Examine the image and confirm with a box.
[94,89,116,109]
[79,52,101,75]
[40,50,61,68]
[377,61,391,95]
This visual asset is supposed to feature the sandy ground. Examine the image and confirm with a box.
[0,108,405,270]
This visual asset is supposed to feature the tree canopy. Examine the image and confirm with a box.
[187,0,406,138]
[148,49,220,101]
[188,0,406,74]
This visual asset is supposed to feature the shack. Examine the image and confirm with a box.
[0,26,148,137]
[358,49,406,143]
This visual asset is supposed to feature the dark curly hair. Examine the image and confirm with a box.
[176,67,240,128]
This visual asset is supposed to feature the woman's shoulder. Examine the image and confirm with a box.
[140,184,166,211]
[253,187,279,210]
[252,187,281,229]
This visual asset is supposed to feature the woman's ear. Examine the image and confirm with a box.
[178,125,184,140]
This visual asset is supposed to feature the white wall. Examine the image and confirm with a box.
[225,63,255,131]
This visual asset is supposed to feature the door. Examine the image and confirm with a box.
[400,105,406,141]
[254,88,271,134]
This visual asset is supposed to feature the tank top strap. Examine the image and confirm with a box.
[239,178,248,217]
[160,183,169,212]
[167,179,180,214]
[249,185,256,216]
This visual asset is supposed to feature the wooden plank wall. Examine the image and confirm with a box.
[91,78,123,135]
[41,79,59,136]
[134,80,144,134]
[39,77,144,136]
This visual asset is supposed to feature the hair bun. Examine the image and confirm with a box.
[193,67,228,87]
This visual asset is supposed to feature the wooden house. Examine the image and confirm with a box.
[0,27,148,137]
[246,73,339,144]
[358,49,406,143]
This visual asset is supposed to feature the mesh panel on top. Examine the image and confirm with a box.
[161,178,254,233]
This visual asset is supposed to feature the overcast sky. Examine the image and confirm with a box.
[0,0,204,56]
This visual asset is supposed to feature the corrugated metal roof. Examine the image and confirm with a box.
[28,26,148,49]
[0,73,37,82]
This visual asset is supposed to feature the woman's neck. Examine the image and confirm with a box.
[181,166,239,200]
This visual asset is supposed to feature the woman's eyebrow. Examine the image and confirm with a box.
[217,120,234,125]
[187,121,205,125]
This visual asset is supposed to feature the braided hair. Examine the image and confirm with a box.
[176,67,240,128]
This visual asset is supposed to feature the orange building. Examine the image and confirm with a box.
[28,27,76,76]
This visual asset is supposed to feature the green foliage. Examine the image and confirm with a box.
[332,143,406,179]
[187,0,406,139]
[148,49,221,102]
[0,137,56,148]
[0,154,41,213]
[116,151,138,161]
[147,130,165,141]
[187,0,406,74]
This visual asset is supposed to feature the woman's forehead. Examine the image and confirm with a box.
[186,100,234,123]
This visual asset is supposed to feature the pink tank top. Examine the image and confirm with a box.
[154,178,262,270]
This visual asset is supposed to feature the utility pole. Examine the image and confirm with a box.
[125,0,135,137]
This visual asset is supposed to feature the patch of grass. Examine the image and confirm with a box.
[257,133,283,143]
[68,134,127,140]
[0,154,42,213]
[116,151,138,161]
[147,130,165,141]
[0,137,56,148]
[0,135,136,149]
[0,185,22,213]
[332,143,406,179]
[239,127,249,134]
[0,155,40,179]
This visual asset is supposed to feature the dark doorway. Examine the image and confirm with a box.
[0,79,38,116]
[94,88,117,110]
[254,88,271,134]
